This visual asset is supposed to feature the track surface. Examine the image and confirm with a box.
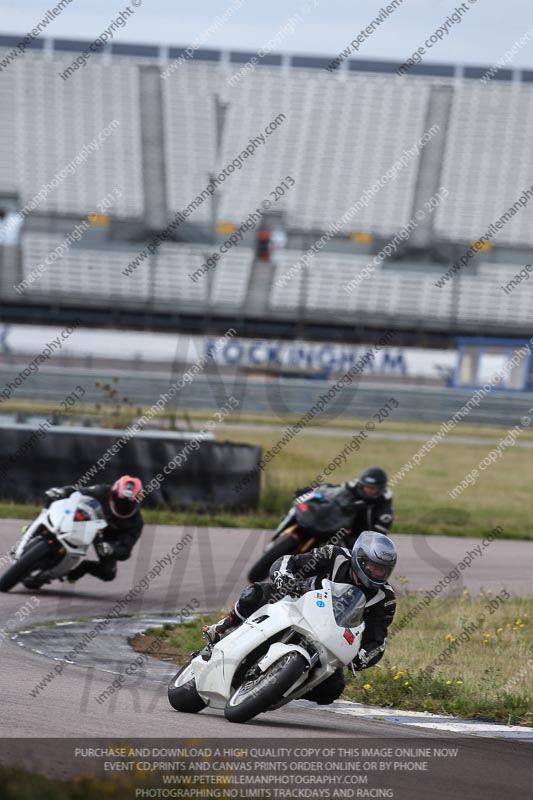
[1,520,531,741]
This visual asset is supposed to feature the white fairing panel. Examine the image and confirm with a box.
[14,492,107,559]
[193,581,365,708]
[194,597,301,707]
[65,520,106,547]
[46,493,80,533]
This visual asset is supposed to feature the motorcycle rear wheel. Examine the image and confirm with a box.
[224,651,307,723]
[0,539,50,593]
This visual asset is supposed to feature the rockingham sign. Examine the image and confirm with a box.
[0,324,457,380]
[204,336,454,379]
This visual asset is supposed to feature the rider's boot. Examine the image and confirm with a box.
[202,610,239,645]
[22,571,52,589]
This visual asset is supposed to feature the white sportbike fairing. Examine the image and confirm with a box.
[168,580,366,723]
[0,492,107,591]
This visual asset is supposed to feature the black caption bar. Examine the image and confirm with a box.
[1,737,532,799]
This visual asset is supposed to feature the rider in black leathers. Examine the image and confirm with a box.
[203,531,397,705]
[294,466,394,548]
[41,476,144,584]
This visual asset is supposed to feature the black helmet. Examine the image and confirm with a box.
[352,467,388,500]
[351,531,397,588]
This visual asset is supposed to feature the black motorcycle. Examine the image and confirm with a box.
[247,485,357,582]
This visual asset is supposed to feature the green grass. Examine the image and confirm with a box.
[137,592,533,727]
[143,615,218,661]
[0,768,145,799]
[350,591,533,726]
[0,758,238,799]
[222,425,533,539]
[12,396,533,441]
[0,501,278,530]
[4,407,533,538]
[0,766,256,800]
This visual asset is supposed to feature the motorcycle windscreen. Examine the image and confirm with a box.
[330,583,366,628]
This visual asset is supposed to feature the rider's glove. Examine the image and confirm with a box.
[95,541,114,558]
[272,570,291,592]
[272,571,306,598]
[44,487,65,506]
[351,649,370,671]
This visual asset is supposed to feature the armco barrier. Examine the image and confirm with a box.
[2,367,533,427]
[0,424,261,510]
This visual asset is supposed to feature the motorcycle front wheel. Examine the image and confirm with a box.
[0,539,51,593]
[224,651,307,723]
[168,659,207,713]
[247,527,303,583]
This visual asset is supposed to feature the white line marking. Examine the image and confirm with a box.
[316,701,533,740]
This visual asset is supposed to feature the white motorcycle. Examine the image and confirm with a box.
[0,492,107,592]
[168,580,366,724]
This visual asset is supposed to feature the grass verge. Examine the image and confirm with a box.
[223,426,533,539]
[137,592,533,727]
[0,768,147,799]
[9,397,533,441]
[0,501,278,530]
[3,412,533,537]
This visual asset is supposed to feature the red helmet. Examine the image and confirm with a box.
[110,476,143,518]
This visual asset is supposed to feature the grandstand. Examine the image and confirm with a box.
[0,34,532,342]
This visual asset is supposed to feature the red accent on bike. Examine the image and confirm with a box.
[74,510,86,521]
[297,503,309,511]
[343,629,355,645]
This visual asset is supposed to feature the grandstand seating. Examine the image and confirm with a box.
[21,233,150,302]
[459,262,533,325]
[153,242,253,308]
[15,232,533,333]
[0,58,16,193]
[270,252,533,327]
[162,63,219,224]
[210,247,253,308]
[435,82,533,247]
[219,69,430,234]
[2,38,533,336]
[1,43,532,246]
[19,234,253,309]
[2,52,143,218]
